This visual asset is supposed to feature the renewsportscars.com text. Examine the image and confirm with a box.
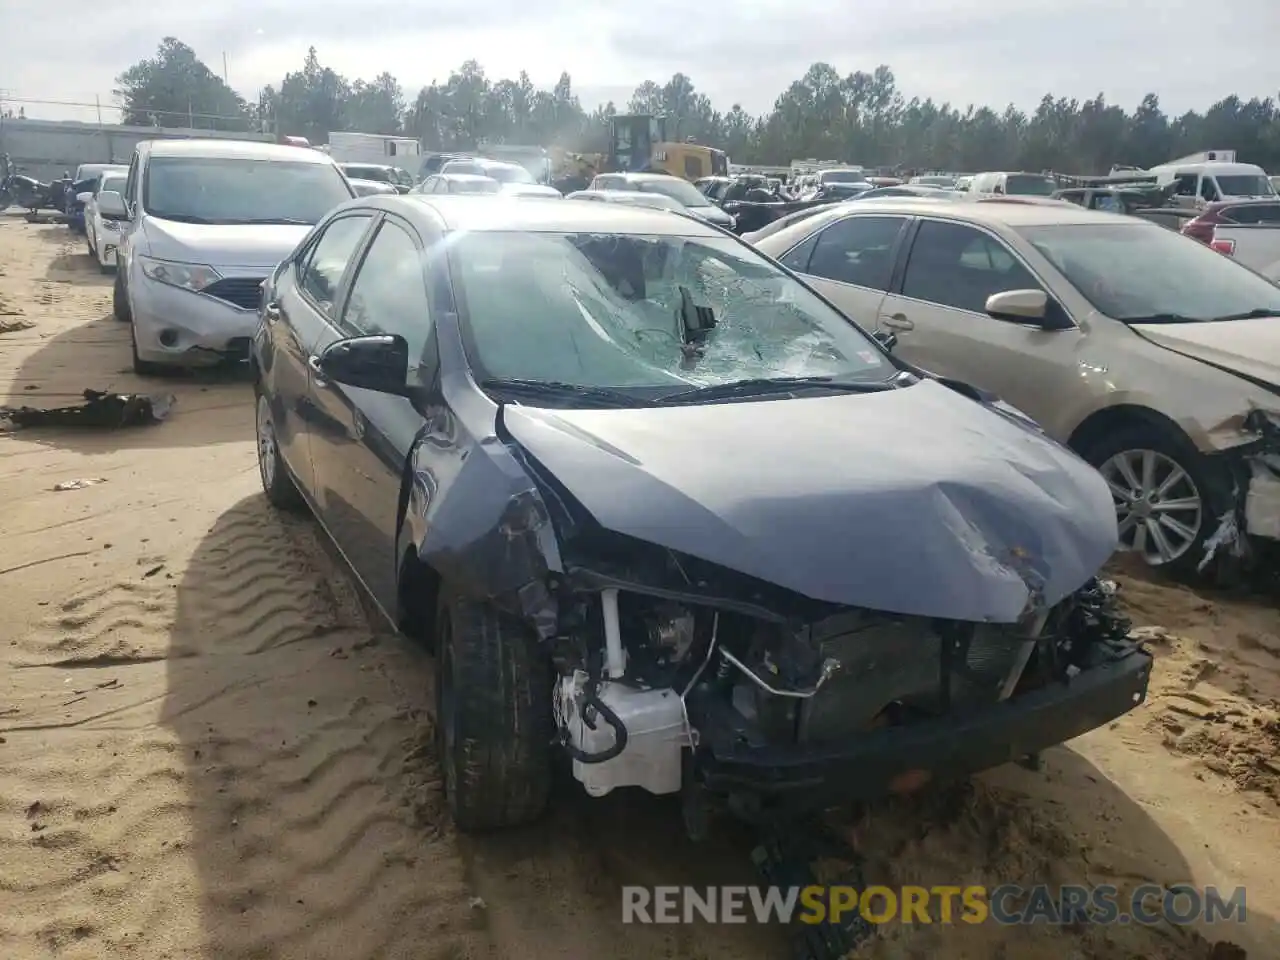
[621,884,1246,926]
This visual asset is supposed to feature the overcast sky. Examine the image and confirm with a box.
[3,1,1276,124]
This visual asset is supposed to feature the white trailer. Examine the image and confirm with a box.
[326,132,420,167]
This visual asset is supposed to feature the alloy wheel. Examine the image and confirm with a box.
[1099,448,1203,565]
[256,395,277,491]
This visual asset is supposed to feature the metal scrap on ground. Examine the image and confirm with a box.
[0,389,175,428]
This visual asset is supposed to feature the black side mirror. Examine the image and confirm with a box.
[873,330,897,352]
[315,334,410,395]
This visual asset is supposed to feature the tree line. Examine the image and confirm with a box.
[115,38,1280,174]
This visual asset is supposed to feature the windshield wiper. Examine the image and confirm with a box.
[232,217,314,225]
[1119,313,1205,324]
[479,378,654,408]
[154,213,217,224]
[655,375,899,405]
[1210,308,1280,321]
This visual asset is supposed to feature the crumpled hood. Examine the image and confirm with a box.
[142,217,313,271]
[1132,317,1280,388]
[501,379,1118,622]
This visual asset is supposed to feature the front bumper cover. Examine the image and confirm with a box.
[687,642,1151,809]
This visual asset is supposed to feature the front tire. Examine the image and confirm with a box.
[255,392,305,510]
[113,271,131,322]
[1081,425,1225,574]
[435,592,553,832]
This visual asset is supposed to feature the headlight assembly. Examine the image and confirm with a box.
[137,256,221,294]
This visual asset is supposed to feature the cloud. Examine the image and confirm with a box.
[4,0,1277,124]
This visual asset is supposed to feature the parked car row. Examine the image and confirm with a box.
[72,134,1277,842]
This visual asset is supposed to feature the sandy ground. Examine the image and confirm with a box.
[0,212,1276,960]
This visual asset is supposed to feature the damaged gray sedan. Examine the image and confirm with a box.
[251,195,1152,833]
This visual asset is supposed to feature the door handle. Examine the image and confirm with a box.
[307,355,329,387]
[263,300,281,323]
[879,313,914,331]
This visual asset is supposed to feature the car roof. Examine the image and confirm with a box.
[1209,197,1280,208]
[369,194,718,236]
[610,172,684,182]
[445,158,520,169]
[438,173,498,182]
[143,139,332,163]
[779,196,1137,233]
[569,190,682,208]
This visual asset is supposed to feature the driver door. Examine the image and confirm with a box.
[876,219,1083,430]
[307,214,438,615]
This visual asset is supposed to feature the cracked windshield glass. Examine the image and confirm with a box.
[453,230,895,395]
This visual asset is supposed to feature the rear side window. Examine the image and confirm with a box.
[298,214,374,318]
[1220,203,1280,224]
[804,216,906,290]
[777,233,819,273]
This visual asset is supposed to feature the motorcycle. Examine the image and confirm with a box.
[0,157,71,220]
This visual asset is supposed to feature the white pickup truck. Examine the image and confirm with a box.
[1182,200,1280,282]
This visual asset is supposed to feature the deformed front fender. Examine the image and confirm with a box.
[402,405,563,638]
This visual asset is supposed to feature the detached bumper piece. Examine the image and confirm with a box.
[1,389,176,429]
[687,641,1151,810]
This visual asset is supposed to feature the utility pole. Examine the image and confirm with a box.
[223,52,229,85]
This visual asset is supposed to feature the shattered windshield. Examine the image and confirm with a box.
[451,230,897,398]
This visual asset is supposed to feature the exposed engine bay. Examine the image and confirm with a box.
[545,527,1146,821]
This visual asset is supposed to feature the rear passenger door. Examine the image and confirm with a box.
[785,214,908,328]
[876,219,1083,429]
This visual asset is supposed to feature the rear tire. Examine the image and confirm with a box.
[1079,424,1227,576]
[255,391,305,511]
[435,592,553,832]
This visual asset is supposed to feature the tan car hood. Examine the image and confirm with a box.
[1131,317,1280,388]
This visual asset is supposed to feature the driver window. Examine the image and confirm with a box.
[902,220,1041,314]
[299,214,373,318]
[123,157,138,205]
[1174,174,1198,197]
[340,220,434,378]
[1199,177,1220,202]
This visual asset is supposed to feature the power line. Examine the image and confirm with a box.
[1,94,253,124]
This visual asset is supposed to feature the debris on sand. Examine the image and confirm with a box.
[52,478,108,492]
[0,316,34,333]
[1,389,175,429]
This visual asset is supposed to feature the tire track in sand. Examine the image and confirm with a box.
[1,495,493,959]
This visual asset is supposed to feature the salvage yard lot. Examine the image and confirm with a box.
[1,211,1278,959]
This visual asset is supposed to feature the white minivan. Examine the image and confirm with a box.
[968,171,1059,197]
[100,139,354,375]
